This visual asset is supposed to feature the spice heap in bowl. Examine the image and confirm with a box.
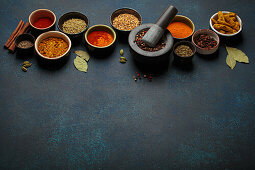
[111,8,142,32]
[167,15,195,40]
[29,9,56,33]
[192,29,219,55]
[35,31,71,60]
[58,12,89,39]
[173,41,196,63]
[85,24,116,54]
[210,11,242,36]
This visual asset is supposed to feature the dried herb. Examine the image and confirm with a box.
[74,50,90,61]
[226,54,236,69]
[74,56,88,72]
[225,46,249,70]
[226,46,249,63]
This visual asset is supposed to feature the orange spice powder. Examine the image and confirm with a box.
[87,31,113,47]
[167,22,193,39]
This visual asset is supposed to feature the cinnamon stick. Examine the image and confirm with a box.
[8,22,31,53]
[4,20,24,48]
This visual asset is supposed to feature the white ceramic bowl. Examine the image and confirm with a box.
[210,11,242,37]
[192,29,220,55]
[35,31,72,60]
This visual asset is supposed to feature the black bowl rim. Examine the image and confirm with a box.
[110,7,142,32]
[173,40,196,58]
[15,33,35,49]
[57,11,90,35]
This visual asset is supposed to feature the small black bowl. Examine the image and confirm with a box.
[58,12,89,40]
[110,8,142,35]
[173,41,196,63]
[15,33,35,56]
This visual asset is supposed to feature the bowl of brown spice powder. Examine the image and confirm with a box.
[110,8,142,34]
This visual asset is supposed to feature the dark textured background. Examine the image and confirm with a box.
[0,0,255,169]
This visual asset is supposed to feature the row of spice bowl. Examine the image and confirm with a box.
[23,8,144,60]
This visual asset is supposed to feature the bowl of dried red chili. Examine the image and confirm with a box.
[84,24,116,55]
[35,31,71,60]
[29,9,56,34]
[192,29,219,55]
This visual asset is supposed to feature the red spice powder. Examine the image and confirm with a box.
[87,31,113,47]
[167,22,193,39]
[33,18,53,29]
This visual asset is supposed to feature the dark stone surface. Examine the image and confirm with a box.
[0,0,255,169]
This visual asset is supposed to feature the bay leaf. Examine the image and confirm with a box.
[226,54,236,69]
[226,46,249,63]
[74,56,88,72]
[74,50,90,62]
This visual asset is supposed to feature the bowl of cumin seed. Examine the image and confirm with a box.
[110,8,142,34]
[58,12,89,40]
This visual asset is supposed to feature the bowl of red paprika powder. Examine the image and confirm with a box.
[167,15,195,40]
[29,9,56,35]
[84,24,116,55]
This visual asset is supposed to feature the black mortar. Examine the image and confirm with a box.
[128,23,174,64]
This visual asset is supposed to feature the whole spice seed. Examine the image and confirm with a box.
[195,34,217,49]
[17,40,33,48]
[62,18,87,34]
[120,49,124,56]
[120,57,127,63]
[113,13,140,31]
[22,66,27,72]
[135,29,166,52]
[174,45,193,57]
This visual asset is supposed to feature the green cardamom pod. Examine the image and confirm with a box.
[22,66,27,72]
[120,49,124,56]
[24,63,32,68]
[23,61,30,65]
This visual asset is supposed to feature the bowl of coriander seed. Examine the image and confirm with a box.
[58,12,89,40]
[110,8,142,34]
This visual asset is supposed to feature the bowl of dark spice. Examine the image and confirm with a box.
[15,33,35,56]
[192,29,219,55]
[173,41,196,63]
[110,8,142,34]
[58,12,89,40]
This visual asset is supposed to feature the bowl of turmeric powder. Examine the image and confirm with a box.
[35,31,71,60]
[210,11,242,36]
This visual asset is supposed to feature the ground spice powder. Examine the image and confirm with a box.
[167,22,192,38]
[38,37,68,58]
[87,31,113,47]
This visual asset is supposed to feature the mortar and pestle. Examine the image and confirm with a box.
[128,5,178,64]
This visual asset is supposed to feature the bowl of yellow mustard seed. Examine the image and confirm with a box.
[58,12,89,40]
[110,8,142,33]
